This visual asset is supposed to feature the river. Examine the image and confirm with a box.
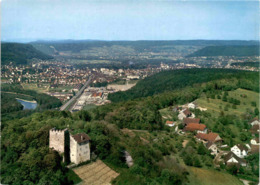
[16,99,38,110]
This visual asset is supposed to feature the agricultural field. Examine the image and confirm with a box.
[195,88,259,118]
[187,167,243,185]
[72,160,119,185]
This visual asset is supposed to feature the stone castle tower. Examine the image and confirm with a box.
[49,128,68,153]
[49,128,90,165]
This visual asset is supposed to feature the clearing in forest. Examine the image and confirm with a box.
[187,167,243,185]
[73,160,119,185]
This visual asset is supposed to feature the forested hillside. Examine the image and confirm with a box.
[1,43,53,65]
[2,70,259,184]
[187,45,259,57]
[108,69,259,103]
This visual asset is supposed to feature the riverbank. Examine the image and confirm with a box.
[16,98,37,103]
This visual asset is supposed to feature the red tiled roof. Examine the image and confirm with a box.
[183,118,200,125]
[196,132,221,143]
[166,121,174,125]
[184,123,206,132]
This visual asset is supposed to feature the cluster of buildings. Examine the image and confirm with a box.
[71,87,112,111]
[165,102,260,168]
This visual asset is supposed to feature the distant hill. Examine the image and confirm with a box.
[1,43,53,65]
[31,40,259,55]
[108,68,259,102]
[187,45,259,57]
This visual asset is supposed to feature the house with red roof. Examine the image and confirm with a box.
[165,120,175,127]
[196,132,222,143]
[183,118,200,126]
[184,123,207,133]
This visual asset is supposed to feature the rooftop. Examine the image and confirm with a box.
[72,133,91,144]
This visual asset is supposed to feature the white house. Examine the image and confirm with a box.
[178,109,195,120]
[224,152,247,167]
[206,142,218,155]
[250,138,260,145]
[249,119,260,126]
[188,102,196,109]
[231,144,248,158]
[165,121,175,127]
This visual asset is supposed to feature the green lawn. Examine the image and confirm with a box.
[159,107,174,120]
[187,167,243,185]
[195,88,259,118]
[83,104,97,110]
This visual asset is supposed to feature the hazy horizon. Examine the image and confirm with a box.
[2,0,259,41]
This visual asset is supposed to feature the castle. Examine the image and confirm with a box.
[49,128,91,164]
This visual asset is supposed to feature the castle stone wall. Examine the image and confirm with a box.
[49,128,67,153]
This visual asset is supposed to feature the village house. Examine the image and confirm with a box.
[249,118,260,126]
[206,142,218,155]
[224,152,247,167]
[183,123,207,134]
[178,109,193,120]
[183,118,200,126]
[250,138,259,145]
[165,120,175,127]
[188,102,196,109]
[231,144,249,158]
[196,132,222,143]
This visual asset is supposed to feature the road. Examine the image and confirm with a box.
[60,76,92,111]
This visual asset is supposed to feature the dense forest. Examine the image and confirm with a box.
[187,45,259,57]
[1,43,53,65]
[108,69,259,103]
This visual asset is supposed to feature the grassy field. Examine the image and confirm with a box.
[21,83,49,93]
[187,167,243,185]
[195,88,259,117]
[83,104,97,110]
[159,107,174,120]
[48,85,74,93]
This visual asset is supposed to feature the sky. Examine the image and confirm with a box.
[1,0,259,42]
